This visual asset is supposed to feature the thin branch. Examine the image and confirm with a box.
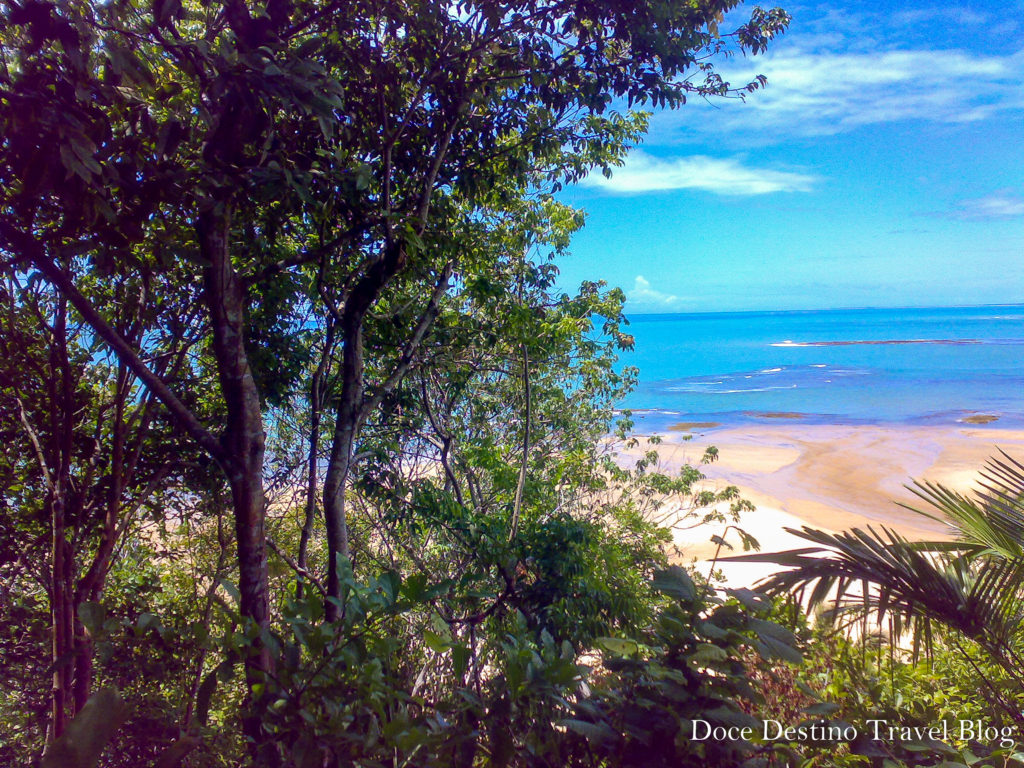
[0,224,225,466]
[268,538,326,598]
[508,342,529,543]
[13,394,54,493]
[361,262,454,421]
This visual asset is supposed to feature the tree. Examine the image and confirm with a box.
[0,270,198,743]
[0,0,789,749]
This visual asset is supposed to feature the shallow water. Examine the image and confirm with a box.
[618,305,1024,431]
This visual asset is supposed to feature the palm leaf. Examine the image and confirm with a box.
[730,453,1024,669]
[742,526,1024,661]
[903,451,1024,560]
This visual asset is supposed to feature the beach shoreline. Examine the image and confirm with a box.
[617,421,1024,585]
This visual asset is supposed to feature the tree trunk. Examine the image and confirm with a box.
[49,495,72,740]
[322,319,362,621]
[48,297,75,741]
[198,206,273,696]
[297,325,334,601]
[71,619,93,715]
[320,244,447,620]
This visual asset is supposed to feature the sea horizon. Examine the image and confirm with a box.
[624,300,1024,319]
[617,303,1024,433]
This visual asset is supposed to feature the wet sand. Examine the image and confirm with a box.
[617,424,1024,585]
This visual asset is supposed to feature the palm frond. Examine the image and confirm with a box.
[741,526,1024,658]
[730,452,1024,671]
[902,451,1024,561]
[902,481,1012,559]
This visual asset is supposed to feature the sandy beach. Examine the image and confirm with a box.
[618,423,1024,585]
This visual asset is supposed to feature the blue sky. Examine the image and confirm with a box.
[557,0,1024,313]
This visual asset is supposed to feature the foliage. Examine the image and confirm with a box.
[560,568,802,767]
[752,455,1024,689]
[210,565,804,767]
[12,562,807,767]
[792,628,1024,768]
[0,0,796,763]
[743,452,1024,765]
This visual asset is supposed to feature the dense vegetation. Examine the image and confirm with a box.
[2,1,1020,767]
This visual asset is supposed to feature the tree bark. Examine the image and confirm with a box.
[48,297,76,741]
[49,492,71,740]
[71,619,93,715]
[321,318,361,620]
[322,246,403,618]
[297,325,334,601]
[198,206,273,684]
[320,251,456,620]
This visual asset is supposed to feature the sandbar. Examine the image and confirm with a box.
[616,423,1024,585]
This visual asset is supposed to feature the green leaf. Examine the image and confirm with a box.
[78,601,106,634]
[752,635,802,664]
[377,570,401,604]
[41,688,127,768]
[696,620,729,640]
[152,0,181,26]
[354,164,372,190]
[423,629,448,654]
[596,636,640,656]
[688,642,728,665]
[749,618,796,643]
[652,566,696,601]
[561,719,617,745]
[404,224,426,252]
[452,643,471,678]
[217,578,240,606]
[725,587,771,612]
[196,659,234,726]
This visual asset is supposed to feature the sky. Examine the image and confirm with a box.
[556,0,1024,314]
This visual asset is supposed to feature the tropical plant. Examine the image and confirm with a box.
[744,452,1024,729]
[789,626,1024,768]
[0,2,789,732]
[1,0,797,761]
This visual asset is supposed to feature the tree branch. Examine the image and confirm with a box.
[268,538,326,598]
[362,262,453,421]
[509,341,529,543]
[0,223,225,466]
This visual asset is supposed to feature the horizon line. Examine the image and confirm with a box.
[623,301,1024,318]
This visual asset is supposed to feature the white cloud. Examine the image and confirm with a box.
[716,48,1024,135]
[628,275,690,311]
[891,7,989,27]
[583,152,818,195]
[651,46,1024,141]
[953,193,1024,220]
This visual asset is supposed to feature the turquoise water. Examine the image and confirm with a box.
[619,305,1024,431]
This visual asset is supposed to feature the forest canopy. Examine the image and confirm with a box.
[0,0,808,765]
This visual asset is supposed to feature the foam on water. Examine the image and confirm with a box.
[618,305,1024,430]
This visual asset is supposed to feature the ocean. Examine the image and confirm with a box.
[618,305,1024,432]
